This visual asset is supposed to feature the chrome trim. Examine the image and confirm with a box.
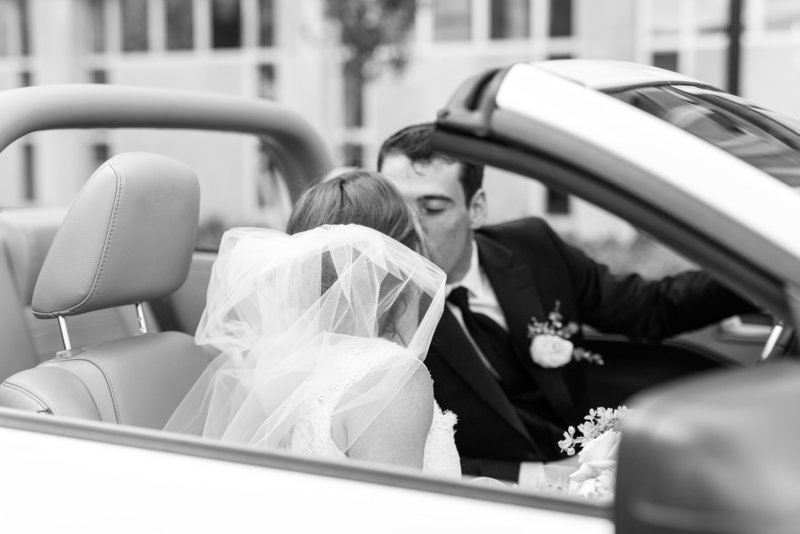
[718,316,772,339]
[57,315,71,350]
[761,322,784,361]
[135,302,148,334]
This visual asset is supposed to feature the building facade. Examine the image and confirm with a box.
[0,0,799,240]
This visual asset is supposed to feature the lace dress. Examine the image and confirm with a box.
[283,339,461,478]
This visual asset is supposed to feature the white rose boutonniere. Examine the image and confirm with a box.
[529,335,573,368]
[527,301,603,368]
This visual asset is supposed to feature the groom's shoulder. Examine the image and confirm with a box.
[477,216,553,243]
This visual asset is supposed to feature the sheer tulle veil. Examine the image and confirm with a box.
[165,224,446,453]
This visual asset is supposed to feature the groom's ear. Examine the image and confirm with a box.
[468,189,487,229]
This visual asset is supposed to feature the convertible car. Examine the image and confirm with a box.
[0,60,797,533]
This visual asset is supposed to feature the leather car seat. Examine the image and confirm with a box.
[0,207,162,382]
[0,153,213,428]
[0,208,61,380]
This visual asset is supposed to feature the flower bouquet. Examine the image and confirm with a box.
[558,406,630,499]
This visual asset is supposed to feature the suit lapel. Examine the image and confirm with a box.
[476,234,544,356]
[476,234,579,425]
[431,308,535,445]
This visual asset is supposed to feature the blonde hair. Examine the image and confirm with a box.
[288,169,424,253]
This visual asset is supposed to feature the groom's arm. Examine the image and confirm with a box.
[538,221,759,341]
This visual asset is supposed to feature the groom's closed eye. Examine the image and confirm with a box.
[417,197,453,216]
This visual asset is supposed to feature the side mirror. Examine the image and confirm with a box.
[614,360,800,533]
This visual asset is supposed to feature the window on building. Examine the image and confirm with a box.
[344,143,364,167]
[16,0,29,55]
[255,138,292,231]
[92,143,110,169]
[19,70,31,86]
[546,187,570,215]
[549,0,572,37]
[259,0,275,47]
[90,69,107,83]
[696,0,728,34]
[0,1,11,56]
[258,64,276,99]
[433,0,471,41]
[256,146,285,209]
[122,0,148,52]
[22,143,35,202]
[490,0,529,39]
[86,0,106,53]
[548,53,573,61]
[343,72,363,128]
[651,0,679,35]
[213,0,241,49]
[764,0,800,31]
[0,0,29,57]
[653,51,679,72]
[166,0,194,50]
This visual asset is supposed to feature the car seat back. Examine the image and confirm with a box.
[0,153,213,428]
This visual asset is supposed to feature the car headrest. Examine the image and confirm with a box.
[0,207,66,304]
[31,153,200,318]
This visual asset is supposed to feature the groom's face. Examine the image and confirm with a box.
[379,154,485,283]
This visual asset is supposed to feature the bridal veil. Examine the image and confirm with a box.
[165,224,446,454]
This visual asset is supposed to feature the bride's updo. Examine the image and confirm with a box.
[287,169,424,253]
[287,169,434,344]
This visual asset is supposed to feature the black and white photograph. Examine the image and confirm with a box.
[0,1,798,532]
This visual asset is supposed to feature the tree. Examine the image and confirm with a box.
[323,0,417,164]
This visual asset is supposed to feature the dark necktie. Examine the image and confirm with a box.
[448,288,569,454]
[447,286,520,385]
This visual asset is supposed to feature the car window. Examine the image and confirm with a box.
[483,166,695,280]
[608,85,800,187]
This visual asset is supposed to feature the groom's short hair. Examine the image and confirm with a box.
[377,122,484,204]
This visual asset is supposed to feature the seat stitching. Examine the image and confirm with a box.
[1,381,50,412]
[67,358,120,423]
[57,159,124,316]
[87,158,124,307]
[46,364,104,420]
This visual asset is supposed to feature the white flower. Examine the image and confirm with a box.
[530,334,573,368]
[578,430,621,464]
[570,468,615,499]
[567,430,621,499]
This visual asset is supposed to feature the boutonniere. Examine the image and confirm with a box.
[527,301,604,368]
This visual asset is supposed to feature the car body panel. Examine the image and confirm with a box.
[0,409,611,532]
[536,59,710,91]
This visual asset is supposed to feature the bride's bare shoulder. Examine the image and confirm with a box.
[344,363,434,467]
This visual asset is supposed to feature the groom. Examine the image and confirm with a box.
[376,122,757,483]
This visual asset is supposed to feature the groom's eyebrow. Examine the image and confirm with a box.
[417,194,453,203]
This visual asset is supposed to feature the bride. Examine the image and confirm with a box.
[165,170,460,478]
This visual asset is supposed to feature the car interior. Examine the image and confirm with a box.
[0,206,165,379]
[0,152,214,427]
[0,150,772,438]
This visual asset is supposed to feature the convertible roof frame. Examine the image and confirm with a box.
[0,84,335,200]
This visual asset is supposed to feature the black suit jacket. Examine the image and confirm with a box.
[425,217,755,482]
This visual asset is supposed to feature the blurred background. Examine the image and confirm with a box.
[0,0,797,266]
